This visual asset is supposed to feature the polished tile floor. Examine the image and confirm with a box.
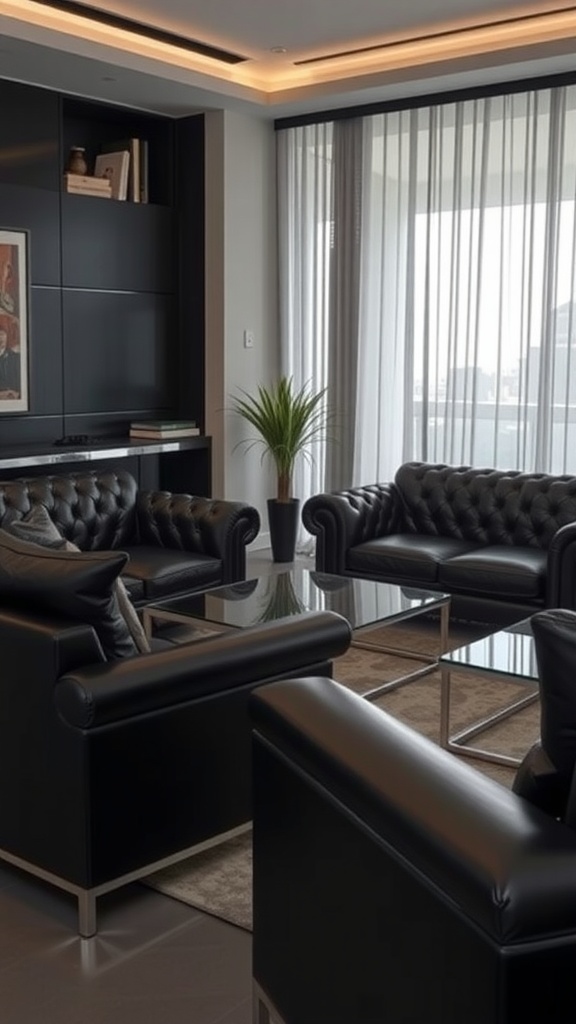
[0,863,251,1024]
[0,548,296,1024]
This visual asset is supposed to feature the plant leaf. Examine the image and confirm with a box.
[230,376,334,501]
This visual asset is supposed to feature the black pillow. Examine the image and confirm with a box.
[0,528,137,660]
[5,504,150,654]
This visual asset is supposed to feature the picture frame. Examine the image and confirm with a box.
[0,228,29,413]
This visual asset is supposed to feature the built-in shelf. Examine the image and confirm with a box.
[0,436,210,471]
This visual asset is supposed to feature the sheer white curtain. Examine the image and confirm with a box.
[277,83,576,500]
[277,123,334,551]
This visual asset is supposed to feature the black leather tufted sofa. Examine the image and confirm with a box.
[251,674,576,1024]
[0,469,260,604]
[0,603,351,936]
[302,461,576,623]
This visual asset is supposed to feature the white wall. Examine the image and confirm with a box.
[204,109,278,549]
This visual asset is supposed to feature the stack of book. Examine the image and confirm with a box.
[129,420,200,440]
[63,172,112,198]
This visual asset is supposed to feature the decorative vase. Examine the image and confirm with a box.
[66,146,88,175]
[267,498,299,563]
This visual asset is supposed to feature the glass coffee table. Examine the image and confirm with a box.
[143,568,451,699]
[439,619,539,767]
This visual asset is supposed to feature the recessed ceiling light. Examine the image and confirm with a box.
[270,46,287,54]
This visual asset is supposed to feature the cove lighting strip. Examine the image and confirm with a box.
[1,0,576,97]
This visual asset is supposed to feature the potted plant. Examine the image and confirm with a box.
[231,375,330,562]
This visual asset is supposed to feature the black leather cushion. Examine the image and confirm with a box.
[122,545,222,600]
[5,505,150,653]
[59,539,150,655]
[121,574,146,603]
[439,545,547,599]
[514,609,576,826]
[512,739,569,819]
[532,609,576,780]
[0,529,137,660]
[347,535,478,584]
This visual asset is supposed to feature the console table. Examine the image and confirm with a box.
[0,435,212,496]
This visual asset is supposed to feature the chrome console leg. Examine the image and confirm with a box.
[253,982,285,1024]
[439,663,451,749]
[439,599,450,654]
[253,998,270,1024]
[78,890,97,938]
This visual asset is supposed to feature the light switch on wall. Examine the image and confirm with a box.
[243,329,254,349]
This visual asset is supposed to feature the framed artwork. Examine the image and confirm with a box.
[0,228,29,413]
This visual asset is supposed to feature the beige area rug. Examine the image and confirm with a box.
[143,617,540,929]
[145,831,253,931]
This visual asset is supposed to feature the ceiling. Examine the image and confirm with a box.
[1,0,576,119]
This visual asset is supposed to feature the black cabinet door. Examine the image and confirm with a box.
[61,197,175,292]
[0,184,60,286]
[0,81,60,190]
[62,290,176,414]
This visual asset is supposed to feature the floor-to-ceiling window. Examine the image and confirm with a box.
[277,81,576,530]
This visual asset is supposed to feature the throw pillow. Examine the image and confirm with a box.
[60,539,150,654]
[0,528,137,660]
[5,502,66,548]
[5,505,151,655]
[114,572,152,654]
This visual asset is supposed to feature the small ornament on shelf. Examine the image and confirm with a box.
[66,146,88,175]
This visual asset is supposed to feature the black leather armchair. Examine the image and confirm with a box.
[251,675,576,1024]
[0,469,261,604]
[0,604,351,936]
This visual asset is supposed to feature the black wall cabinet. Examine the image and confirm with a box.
[0,80,205,475]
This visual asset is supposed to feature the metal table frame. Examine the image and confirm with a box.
[439,624,539,767]
[354,596,451,701]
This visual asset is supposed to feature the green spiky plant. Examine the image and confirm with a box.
[258,572,306,621]
[231,376,329,503]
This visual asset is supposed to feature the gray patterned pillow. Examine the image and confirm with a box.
[5,502,65,548]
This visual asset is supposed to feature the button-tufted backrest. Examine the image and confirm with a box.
[395,462,576,549]
[0,471,138,551]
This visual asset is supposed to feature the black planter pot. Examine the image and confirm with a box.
[267,498,300,563]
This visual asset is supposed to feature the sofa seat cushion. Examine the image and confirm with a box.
[121,545,222,601]
[438,545,547,600]
[347,534,479,584]
[121,574,145,603]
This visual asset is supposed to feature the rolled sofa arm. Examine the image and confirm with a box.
[250,676,576,944]
[136,490,261,582]
[547,521,576,610]
[55,611,352,729]
[302,483,402,573]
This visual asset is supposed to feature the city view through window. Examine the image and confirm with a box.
[413,203,576,471]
